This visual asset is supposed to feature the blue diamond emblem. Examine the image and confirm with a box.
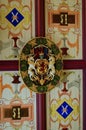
[6,8,24,27]
[56,101,73,119]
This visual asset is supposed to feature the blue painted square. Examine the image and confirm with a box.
[6,8,24,27]
[56,101,73,119]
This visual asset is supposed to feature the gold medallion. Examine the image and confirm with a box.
[20,37,63,93]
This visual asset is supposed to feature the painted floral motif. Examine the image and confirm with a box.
[0,71,36,130]
[0,0,34,60]
[47,70,83,130]
[45,0,82,59]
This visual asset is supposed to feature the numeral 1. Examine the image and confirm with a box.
[12,106,21,120]
[60,13,68,25]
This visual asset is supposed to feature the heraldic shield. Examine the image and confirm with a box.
[20,37,63,93]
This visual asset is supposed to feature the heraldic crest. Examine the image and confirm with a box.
[20,37,63,93]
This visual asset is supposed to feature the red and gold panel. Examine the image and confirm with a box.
[45,0,82,59]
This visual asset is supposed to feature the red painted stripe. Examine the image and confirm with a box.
[82,0,86,60]
[35,0,45,37]
[35,0,46,130]
[83,70,86,130]
[0,60,86,71]
[63,60,86,69]
[82,1,86,130]
[0,60,19,71]
[36,94,46,130]
[37,0,41,36]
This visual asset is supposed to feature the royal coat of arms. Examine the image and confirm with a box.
[20,37,63,93]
